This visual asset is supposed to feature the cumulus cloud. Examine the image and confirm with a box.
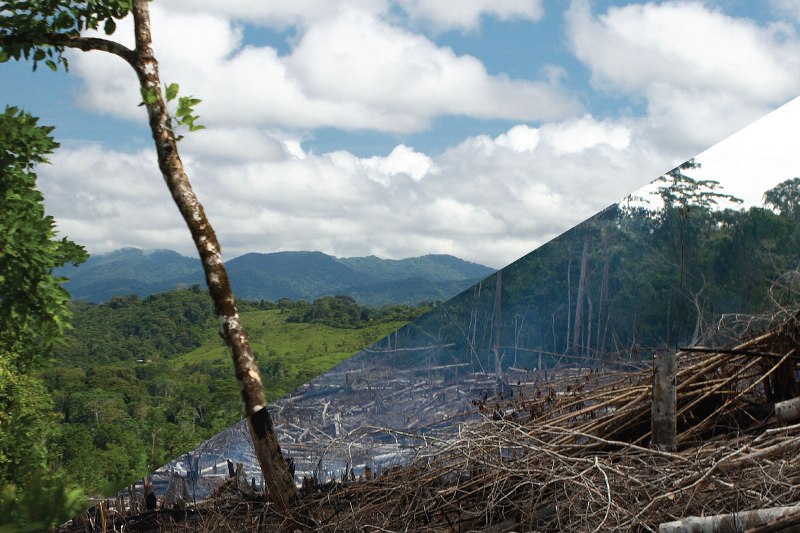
[566,0,800,153]
[158,0,543,32]
[39,145,189,252]
[395,0,543,31]
[159,0,387,28]
[770,0,800,23]
[43,1,800,270]
[71,5,578,133]
[40,115,678,268]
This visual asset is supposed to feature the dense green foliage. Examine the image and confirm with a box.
[42,289,423,495]
[59,285,214,365]
[0,0,130,70]
[283,295,437,328]
[0,107,88,529]
[0,107,88,370]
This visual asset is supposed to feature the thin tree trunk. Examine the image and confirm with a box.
[597,252,609,359]
[493,271,505,386]
[586,294,592,360]
[651,351,676,452]
[573,233,589,356]
[130,0,299,517]
[565,255,572,354]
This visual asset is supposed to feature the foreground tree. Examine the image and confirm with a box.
[0,106,88,530]
[0,0,301,518]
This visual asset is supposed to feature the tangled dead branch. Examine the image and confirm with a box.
[299,309,800,532]
[59,309,800,532]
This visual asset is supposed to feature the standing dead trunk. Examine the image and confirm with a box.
[597,252,609,360]
[493,271,505,386]
[565,255,572,354]
[572,233,590,356]
[651,351,676,452]
[129,0,299,516]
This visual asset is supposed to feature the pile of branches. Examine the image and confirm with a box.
[299,309,800,532]
[64,309,800,532]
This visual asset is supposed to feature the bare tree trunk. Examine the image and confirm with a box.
[586,294,592,360]
[651,351,676,452]
[565,255,572,354]
[572,233,590,356]
[597,252,609,359]
[493,271,505,386]
[130,0,299,517]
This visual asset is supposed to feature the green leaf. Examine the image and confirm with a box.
[0,50,10,63]
[55,10,74,30]
[45,60,57,72]
[139,87,158,105]
[165,83,179,102]
[103,18,116,35]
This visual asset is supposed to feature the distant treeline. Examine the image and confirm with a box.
[59,287,436,366]
[392,169,800,372]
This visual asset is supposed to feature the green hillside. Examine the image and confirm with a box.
[42,289,418,496]
[172,307,407,401]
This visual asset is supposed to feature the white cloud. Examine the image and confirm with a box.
[395,0,543,31]
[539,115,631,154]
[158,0,388,28]
[40,115,677,269]
[360,145,434,183]
[770,0,800,23]
[39,145,189,252]
[71,5,578,133]
[42,1,800,271]
[567,0,800,152]
[495,125,540,153]
[158,0,542,32]
[42,94,800,270]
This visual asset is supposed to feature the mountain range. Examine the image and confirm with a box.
[56,248,495,306]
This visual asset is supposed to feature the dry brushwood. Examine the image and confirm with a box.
[58,309,800,532]
[297,309,800,532]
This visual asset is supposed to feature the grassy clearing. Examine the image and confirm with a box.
[172,309,407,401]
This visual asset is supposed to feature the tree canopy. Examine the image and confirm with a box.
[764,177,800,219]
[0,106,88,371]
[0,106,88,529]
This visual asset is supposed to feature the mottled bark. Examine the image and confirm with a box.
[127,0,299,515]
[651,351,676,452]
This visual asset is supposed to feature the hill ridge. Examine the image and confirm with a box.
[58,248,495,305]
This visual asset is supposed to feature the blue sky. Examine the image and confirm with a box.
[3,0,800,268]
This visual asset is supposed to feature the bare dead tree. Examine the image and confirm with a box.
[493,270,506,386]
[573,232,590,356]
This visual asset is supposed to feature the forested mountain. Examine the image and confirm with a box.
[58,249,493,305]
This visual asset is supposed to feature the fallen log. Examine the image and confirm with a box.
[659,505,800,533]
[775,395,800,424]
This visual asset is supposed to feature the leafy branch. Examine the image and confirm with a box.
[140,83,205,141]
